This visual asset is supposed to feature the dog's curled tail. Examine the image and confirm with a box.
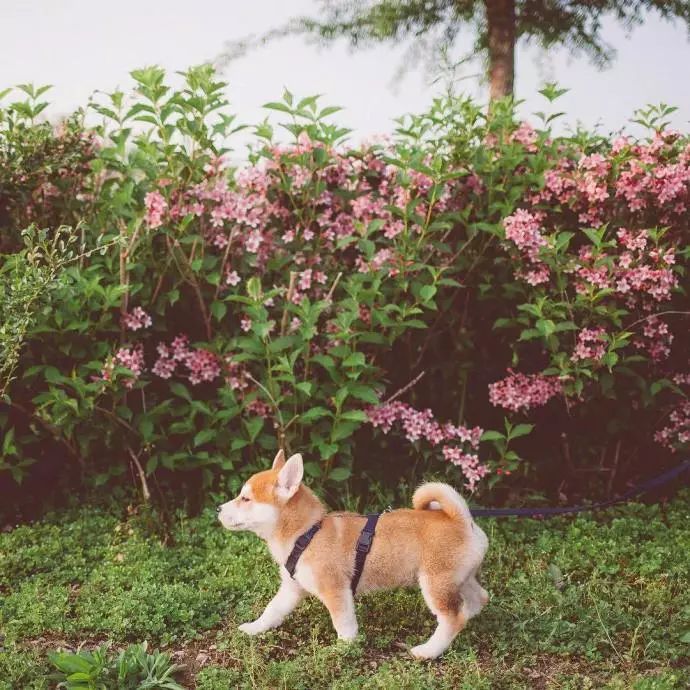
[412,482,473,523]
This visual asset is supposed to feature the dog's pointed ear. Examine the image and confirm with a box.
[272,449,286,470]
[276,453,303,499]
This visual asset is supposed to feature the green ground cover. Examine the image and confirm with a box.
[1,495,689,689]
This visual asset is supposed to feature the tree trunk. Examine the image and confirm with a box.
[485,0,516,100]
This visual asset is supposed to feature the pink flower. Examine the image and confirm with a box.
[441,447,490,491]
[655,400,690,450]
[241,317,252,332]
[185,349,221,385]
[571,328,607,363]
[152,343,176,379]
[122,307,152,331]
[245,230,262,253]
[510,122,538,151]
[634,316,674,362]
[489,371,562,413]
[367,401,486,490]
[367,401,482,449]
[245,399,272,418]
[503,209,546,260]
[151,335,220,385]
[225,269,241,286]
[298,269,312,291]
[108,344,146,389]
[144,191,167,229]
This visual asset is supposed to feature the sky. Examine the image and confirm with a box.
[2,0,690,152]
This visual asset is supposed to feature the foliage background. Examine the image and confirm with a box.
[1,68,689,518]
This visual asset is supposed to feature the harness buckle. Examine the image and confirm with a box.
[356,530,374,553]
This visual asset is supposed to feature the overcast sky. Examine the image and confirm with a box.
[3,0,690,151]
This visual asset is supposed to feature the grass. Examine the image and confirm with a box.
[1,494,689,689]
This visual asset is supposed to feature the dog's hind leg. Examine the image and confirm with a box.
[410,572,467,660]
[239,574,305,635]
[459,571,489,620]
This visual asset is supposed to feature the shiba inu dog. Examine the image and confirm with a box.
[218,450,489,659]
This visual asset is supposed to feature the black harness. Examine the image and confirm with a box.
[284,520,322,578]
[284,513,380,594]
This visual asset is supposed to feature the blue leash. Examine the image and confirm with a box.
[468,459,690,518]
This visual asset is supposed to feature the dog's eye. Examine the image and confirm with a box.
[241,496,250,503]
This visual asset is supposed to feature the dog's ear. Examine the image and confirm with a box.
[272,449,286,470]
[276,453,303,499]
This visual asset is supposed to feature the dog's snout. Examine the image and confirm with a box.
[216,505,222,513]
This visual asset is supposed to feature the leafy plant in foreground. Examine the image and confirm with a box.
[49,641,185,690]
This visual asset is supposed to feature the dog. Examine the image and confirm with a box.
[218,450,489,659]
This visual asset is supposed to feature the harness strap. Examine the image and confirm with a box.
[285,521,322,578]
[351,513,380,594]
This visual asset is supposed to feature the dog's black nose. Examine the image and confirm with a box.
[216,505,222,513]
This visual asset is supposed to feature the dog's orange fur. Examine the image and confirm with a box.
[218,451,489,659]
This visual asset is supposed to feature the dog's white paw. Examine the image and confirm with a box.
[336,632,358,642]
[238,621,266,636]
[409,643,441,660]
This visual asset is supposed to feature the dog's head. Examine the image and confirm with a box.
[217,449,303,536]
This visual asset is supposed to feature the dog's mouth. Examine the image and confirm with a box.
[218,515,246,530]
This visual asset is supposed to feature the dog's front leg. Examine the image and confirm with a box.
[239,574,305,636]
[320,587,358,641]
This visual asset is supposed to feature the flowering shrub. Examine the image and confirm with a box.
[1,72,689,509]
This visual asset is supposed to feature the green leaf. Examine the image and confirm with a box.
[231,438,249,451]
[603,352,619,369]
[295,381,313,396]
[518,328,542,341]
[139,418,154,441]
[318,442,338,460]
[536,319,556,337]
[301,406,332,423]
[44,366,62,383]
[244,416,264,442]
[170,382,192,401]
[303,461,322,478]
[339,409,368,422]
[331,421,359,442]
[194,429,216,447]
[211,301,227,321]
[509,424,534,440]
[343,352,366,368]
[2,427,16,455]
[329,467,351,482]
[347,384,379,404]
[263,101,293,113]
[480,430,505,442]
[246,276,262,301]
[420,285,437,301]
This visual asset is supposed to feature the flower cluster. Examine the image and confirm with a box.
[502,209,550,285]
[654,400,690,450]
[571,328,607,363]
[635,316,674,362]
[533,131,690,224]
[137,139,479,311]
[367,401,486,489]
[144,191,167,229]
[101,345,145,389]
[573,229,677,310]
[509,122,539,152]
[489,371,562,413]
[122,307,152,331]
[152,335,221,385]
